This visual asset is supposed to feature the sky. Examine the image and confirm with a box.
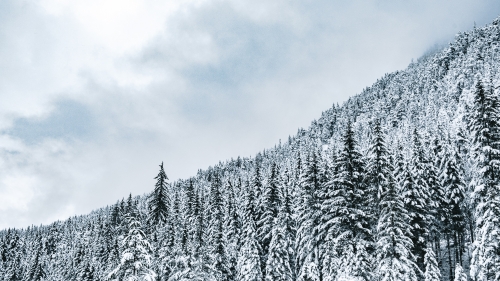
[1,0,500,229]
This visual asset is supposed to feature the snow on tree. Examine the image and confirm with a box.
[469,79,500,281]
[223,178,240,279]
[375,156,419,281]
[236,203,262,281]
[297,254,320,281]
[257,160,280,273]
[320,121,373,280]
[108,215,156,281]
[148,162,170,225]
[424,247,441,281]
[439,140,466,278]
[366,119,391,211]
[24,247,45,281]
[295,148,323,276]
[6,14,500,281]
[264,179,294,281]
[454,263,468,281]
[401,129,433,270]
[207,173,231,281]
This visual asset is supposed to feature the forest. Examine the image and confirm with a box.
[2,15,500,281]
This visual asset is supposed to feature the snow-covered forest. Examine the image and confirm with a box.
[2,15,500,281]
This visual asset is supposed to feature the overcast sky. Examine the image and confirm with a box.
[1,0,499,229]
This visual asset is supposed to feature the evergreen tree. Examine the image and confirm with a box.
[469,79,500,281]
[78,262,95,281]
[320,121,372,280]
[265,179,294,281]
[148,162,170,225]
[24,248,45,281]
[253,156,264,225]
[108,215,156,281]
[375,157,419,281]
[366,119,391,211]
[4,254,22,281]
[297,254,320,281]
[440,143,466,277]
[186,180,202,259]
[427,138,447,245]
[454,263,468,281]
[403,130,433,271]
[424,247,441,281]
[208,174,230,281]
[236,191,262,281]
[224,179,240,280]
[257,161,280,272]
[295,148,322,277]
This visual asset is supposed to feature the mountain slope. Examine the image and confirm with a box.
[2,15,500,281]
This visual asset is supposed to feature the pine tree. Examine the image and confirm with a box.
[253,156,264,225]
[375,158,419,281]
[440,143,466,277]
[469,79,500,281]
[265,180,294,281]
[427,138,446,245]
[236,189,262,281]
[24,247,45,281]
[108,214,156,281]
[148,162,169,225]
[208,174,230,281]
[424,247,441,281]
[454,263,468,281]
[257,161,280,272]
[224,179,240,280]
[320,121,372,280]
[366,119,391,211]
[78,261,95,281]
[297,254,320,281]
[295,148,323,277]
[5,254,21,281]
[186,179,202,259]
[403,130,433,271]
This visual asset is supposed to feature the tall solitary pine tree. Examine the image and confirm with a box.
[148,162,169,225]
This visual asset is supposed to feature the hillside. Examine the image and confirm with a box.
[2,16,500,281]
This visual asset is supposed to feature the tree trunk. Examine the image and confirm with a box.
[447,234,453,281]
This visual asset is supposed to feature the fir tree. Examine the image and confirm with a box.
[224,179,240,280]
[454,263,468,281]
[297,254,320,281]
[108,215,156,281]
[366,119,391,211]
[148,162,170,225]
[186,180,202,259]
[265,180,294,281]
[469,79,500,281]
[236,192,262,281]
[257,161,280,273]
[24,248,45,281]
[403,130,433,271]
[424,247,441,281]
[208,174,230,281]
[375,157,419,281]
[321,121,373,280]
[440,143,466,277]
[295,148,322,277]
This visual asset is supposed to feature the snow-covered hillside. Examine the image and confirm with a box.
[2,15,500,281]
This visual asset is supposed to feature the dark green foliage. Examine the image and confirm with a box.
[148,162,170,225]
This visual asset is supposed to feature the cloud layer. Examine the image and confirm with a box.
[1,0,500,229]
